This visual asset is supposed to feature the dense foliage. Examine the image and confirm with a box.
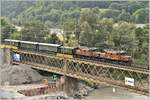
[1,1,35,19]
[1,17,17,41]
[1,1,149,65]
[1,1,149,25]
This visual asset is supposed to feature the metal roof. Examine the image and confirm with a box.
[60,46,75,49]
[104,49,126,54]
[78,46,98,51]
[20,41,38,44]
[38,43,61,47]
[4,39,61,46]
[4,39,20,42]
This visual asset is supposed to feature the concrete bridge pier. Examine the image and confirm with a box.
[0,48,11,65]
[60,76,78,97]
[0,48,4,85]
[0,48,4,65]
[0,48,11,85]
[3,48,11,65]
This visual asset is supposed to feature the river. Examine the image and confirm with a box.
[84,86,149,100]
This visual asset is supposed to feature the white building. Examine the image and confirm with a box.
[49,28,63,34]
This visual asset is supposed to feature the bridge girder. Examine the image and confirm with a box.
[11,50,149,95]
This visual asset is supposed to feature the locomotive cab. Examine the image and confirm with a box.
[103,49,132,64]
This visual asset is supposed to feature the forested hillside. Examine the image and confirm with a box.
[1,1,35,18]
[1,0,149,65]
[1,0,149,26]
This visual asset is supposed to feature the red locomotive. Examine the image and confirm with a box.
[75,47,132,65]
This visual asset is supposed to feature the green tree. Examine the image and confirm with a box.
[20,21,49,42]
[79,8,99,46]
[80,8,98,28]
[62,18,80,46]
[1,17,8,26]
[10,32,21,40]
[1,17,17,41]
[79,21,93,46]
[132,8,149,23]
[48,9,61,23]
[109,3,125,10]
[45,34,60,44]
[126,1,145,14]
[112,22,137,54]
[96,18,114,48]
[1,1,34,19]
[100,9,120,21]
[134,24,149,64]
[118,10,131,22]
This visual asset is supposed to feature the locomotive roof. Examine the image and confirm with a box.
[38,43,61,47]
[104,49,126,54]
[60,46,76,49]
[78,46,98,51]
[20,41,38,44]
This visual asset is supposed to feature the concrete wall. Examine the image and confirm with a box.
[60,76,78,97]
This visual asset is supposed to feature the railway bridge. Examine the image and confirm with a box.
[0,46,149,96]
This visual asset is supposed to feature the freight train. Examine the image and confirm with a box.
[4,39,132,65]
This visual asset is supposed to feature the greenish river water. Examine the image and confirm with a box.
[84,86,149,100]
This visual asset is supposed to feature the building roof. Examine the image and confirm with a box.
[135,24,145,28]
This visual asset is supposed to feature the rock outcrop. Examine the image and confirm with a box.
[0,64,43,85]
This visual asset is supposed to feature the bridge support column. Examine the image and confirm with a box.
[0,48,4,65]
[0,48,4,85]
[60,76,78,97]
[4,48,11,65]
[0,48,11,65]
[0,48,11,85]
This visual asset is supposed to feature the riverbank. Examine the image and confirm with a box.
[1,64,148,100]
[0,64,95,99]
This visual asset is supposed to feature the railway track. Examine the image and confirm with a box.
[13,50,149,72]
[74,57,148,72]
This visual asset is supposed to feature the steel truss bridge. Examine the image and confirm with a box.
[11,49,149,95]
